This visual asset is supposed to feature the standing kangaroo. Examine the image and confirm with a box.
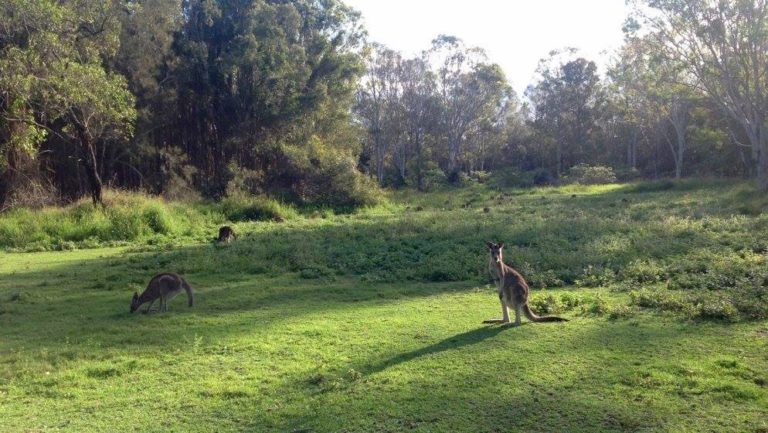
[130,273,194,314]
[484,241,567,326]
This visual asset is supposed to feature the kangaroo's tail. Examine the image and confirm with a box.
[182,278,194,307]
[524,303,567,322]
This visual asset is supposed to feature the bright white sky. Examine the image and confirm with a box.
[344,0,631,95]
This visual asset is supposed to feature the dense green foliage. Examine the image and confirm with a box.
[4,0,768,208]
[1,0,373,207]
[1,181,768,432]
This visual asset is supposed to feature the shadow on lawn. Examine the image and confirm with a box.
[365,325,510,375]
[234,320,730,433]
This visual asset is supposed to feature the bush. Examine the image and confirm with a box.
[489,168,535,189]
[104,207,146,240]
[563,164,617,185]
[697,299,740,322]
[608,305,634,320]
[281,138,383,208]
[615,167,642,182]
[416,167,448,192]
[587,295,610,316]
[575,265,616,287]
[619,260,666,284]
[532,168,554,186]
[529,294,563,314]
[623,180,676,194]
[629,287,764,322]
[225,163,265,198]
[143,205,175,235]
[422,168,448,192]
[218,196,297,222]
[155,147,201,202]
[456,171,491,187]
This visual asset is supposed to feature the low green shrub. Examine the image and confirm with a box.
[143,204,176,235]
[218,196,298,222]
[622,180,676,194]
[619,260,666,284]
[422,168,448,192]
[529,294,563,314]
[629,287,766,322]
[562,164,618,185]
[576,265,616,287]
[489,168,535,189]
[607,304,634,320]
[532,168,554,186]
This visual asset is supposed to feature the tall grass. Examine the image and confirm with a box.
[0,190,302,251]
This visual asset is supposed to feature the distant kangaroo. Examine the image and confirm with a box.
[485,241,567,326]
[217,226,237,243]
[130,273,194,314]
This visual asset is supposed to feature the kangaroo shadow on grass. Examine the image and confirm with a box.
[258,320,733,433]
[365,325,510,375]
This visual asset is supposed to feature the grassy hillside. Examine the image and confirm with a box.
[1,180,767,432]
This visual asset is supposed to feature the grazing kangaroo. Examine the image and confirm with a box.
[484,241,567,326]
[217,226,237,243]
[130,273,194,314]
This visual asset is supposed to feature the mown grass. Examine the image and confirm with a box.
[1,179,768,432]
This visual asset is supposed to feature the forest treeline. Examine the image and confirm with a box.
[1,0,767,209]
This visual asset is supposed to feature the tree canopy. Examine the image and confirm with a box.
[2,0,768,208]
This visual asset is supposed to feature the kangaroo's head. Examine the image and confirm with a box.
[486,241,504,264]
[130,292,140,313]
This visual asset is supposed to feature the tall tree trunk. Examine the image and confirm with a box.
[742,119,768,191]
[78,128,103,206]
[757,124,768,191]
[374,131,385,186]
[628,129,638,169]
[664,129,685,179]
[397,142,407,184]
[668,100,689,180]
[447,137,459,179]
[415,131,424,192]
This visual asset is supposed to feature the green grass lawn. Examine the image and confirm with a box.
[1,180,768,432]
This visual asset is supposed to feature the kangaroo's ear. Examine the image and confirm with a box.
[485,241,494,249]
[498,242,504,249]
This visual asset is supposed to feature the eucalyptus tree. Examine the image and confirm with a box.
[462,63,517,172]
[608,35,702,178]
[173,0,365,197]
[429,35,513,179]
[631,0,768,189]
[0,0,136,205]
[398,56,437,190]
[112,0,184,192]
[526,50,603,176]
[356,44,403,185]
